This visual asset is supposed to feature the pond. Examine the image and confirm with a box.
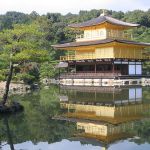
[0,85,150,150]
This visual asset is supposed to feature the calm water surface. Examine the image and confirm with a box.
[1,85,150,150]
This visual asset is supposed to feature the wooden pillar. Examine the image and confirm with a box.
[94,91,97,101]
[112,61,115,75]
[67,63,69,73]
[75,61,77,73]
[95,61,97,73]
[59,68,60,83]
[58,84,60,93]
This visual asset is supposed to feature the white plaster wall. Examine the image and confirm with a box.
[136,65,142,75]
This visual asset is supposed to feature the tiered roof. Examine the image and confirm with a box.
[53,39,150,49]
[52,14,150,49]
[69,15,140,28]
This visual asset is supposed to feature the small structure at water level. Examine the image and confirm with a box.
[53,12,150,86]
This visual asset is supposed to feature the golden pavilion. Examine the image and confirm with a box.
[53,12,150,86]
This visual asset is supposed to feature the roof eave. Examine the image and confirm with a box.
[114,40,150,47]
[68,21,140,29]
[52,39,150,50]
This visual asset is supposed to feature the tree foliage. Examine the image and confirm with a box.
[0,86,76,146]
[0,9,150,81]
[0,22,50,104]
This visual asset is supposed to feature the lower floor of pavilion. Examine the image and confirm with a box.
[55,60,150,86]
[59,60,143,79]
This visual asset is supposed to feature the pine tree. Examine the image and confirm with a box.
[0,23,48,105]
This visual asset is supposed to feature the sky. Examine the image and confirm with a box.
[0,0,150,15]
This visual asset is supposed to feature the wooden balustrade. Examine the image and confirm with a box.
[60,54,150,61]
[60,72,121,79]
[60,54,96,61]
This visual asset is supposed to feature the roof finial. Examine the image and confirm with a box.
[100,9,106,16]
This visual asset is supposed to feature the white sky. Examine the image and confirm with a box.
[0,0,150,15]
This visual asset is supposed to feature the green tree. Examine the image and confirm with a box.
[0,23,48,105]
[40,61,59,79]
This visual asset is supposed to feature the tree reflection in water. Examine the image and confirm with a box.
[0,86,76,149]
[3,117,14,150]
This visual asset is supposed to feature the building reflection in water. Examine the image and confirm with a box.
[55,86,150,150]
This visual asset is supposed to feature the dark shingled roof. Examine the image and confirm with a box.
[55,62,68,68]
[52,39,150,49]
[69,15,140,28]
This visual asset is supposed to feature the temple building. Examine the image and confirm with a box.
[53,12,150,86]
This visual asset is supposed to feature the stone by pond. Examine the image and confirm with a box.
[0,82,30,114]
[0,101,24,113]
[0,82,31,96]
